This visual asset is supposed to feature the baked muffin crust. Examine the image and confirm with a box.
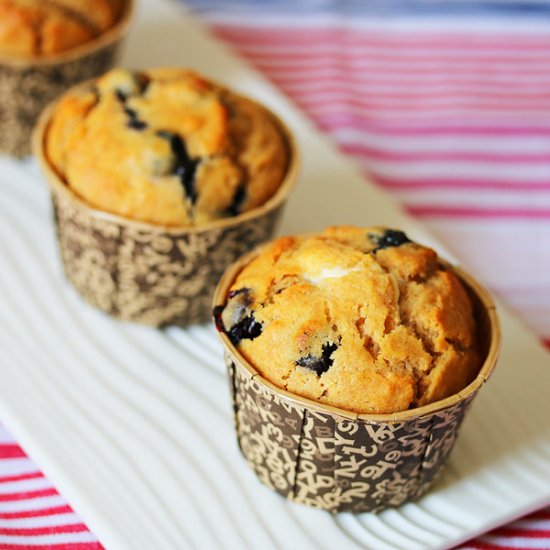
[0,0,121,57]
[46,68,289,226]
[216,226,480,414]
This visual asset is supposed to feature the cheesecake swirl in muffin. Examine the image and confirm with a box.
[46,68,289,226]
[216,226,480,414]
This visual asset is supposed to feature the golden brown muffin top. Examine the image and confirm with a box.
[46,68,290,227]
[0,0,122,58]
[216,226,480,415]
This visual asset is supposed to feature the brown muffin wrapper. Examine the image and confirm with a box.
[214,245,501,513]
[50,186,286,326]
[33,83,299,327]
[0,0,134,157]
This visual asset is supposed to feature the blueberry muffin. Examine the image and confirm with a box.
[45,68,290,227]
[215,226,480,414]
[0,0,122,57]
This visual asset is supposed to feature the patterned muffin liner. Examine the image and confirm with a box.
[33,90,299,327]
[0,0,134,157]
[214,247,501,513]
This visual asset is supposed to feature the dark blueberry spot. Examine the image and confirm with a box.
[128,118,148,130]
[371,229,412,251]
[226,184,247,217]
[227,315,262,345]
[115,89,127,103]
[228,287,252,301]
[158,132,200,204]
[136,72,150,94]
[296,341,338,376]
[123,107,148,131]
[213,305,225,332]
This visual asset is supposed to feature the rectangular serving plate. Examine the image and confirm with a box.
[0,0,549,548]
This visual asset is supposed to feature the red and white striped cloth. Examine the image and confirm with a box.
[0,425,100,549]
[1,2,550,548]
[211,23,550,348]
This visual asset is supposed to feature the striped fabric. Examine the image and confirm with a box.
[1,0,549,548]
[196,13,550,348]
[0,425,101,549]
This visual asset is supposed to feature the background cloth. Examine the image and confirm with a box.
[1,0,549,548]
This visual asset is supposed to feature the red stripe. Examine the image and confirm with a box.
[0,544,102,550]
[215,26,550,49]
[0,472,43,484]
[0,524,89,536]
[318,113,550,131]
[0,488,58,502]
[320,120,550,137]
[0,446,26,460]
[300,97,550,113]
[271,72,550,90]
[463,543,516,550]
[279,80,550,97]
[376,178,550,192]
[242,50,550,66]
[279,76,550,90]
[262,62,550,78]
[542,338,550,351]
[493,527,550,538]
[341,143,550,164]
[407,205,550,219]
[231,41,550,59]
[0,505,73,520]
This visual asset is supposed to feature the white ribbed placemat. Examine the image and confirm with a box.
[0,0,549,548]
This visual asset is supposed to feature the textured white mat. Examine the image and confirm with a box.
[0,0,549,548]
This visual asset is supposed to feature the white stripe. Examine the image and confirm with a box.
[0,426,16,444]
[481,535,550,548]
[332,127,550,155]
[513,519,550,529]
[418,219,550,286]
[0,460,40,478]
[506,311,550,336]
[0,532,98,545]
[0,513,83,529]
[204,12,550,32]
[395,188,550,208]
[357,157,550,181]
[0,495,66,513]
[308,103,550,119]
[0,477,53,495]
[503,292,550,307]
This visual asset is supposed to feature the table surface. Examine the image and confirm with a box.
[1,0,550,549]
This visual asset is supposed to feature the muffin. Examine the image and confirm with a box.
[0,0,122,58]
[46,68,289,227]
[33,68,298,326]
[213,227,500,513]
[0,0,132,156]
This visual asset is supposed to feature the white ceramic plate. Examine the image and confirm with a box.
[1,1,549,548]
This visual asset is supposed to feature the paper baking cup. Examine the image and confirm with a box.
[33,90,299,327]
[0,0,133,157]
[213,248,501,513]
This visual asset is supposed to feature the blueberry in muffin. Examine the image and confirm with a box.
[45,68,289,226]
[215,226,481,414]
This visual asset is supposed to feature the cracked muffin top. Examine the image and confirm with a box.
[215,226,480,415]
[0,0,123,57]
[45,68,289,227]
